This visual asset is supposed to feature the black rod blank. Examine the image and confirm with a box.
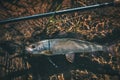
[0,2,114,24]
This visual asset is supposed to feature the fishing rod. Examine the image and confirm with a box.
[0,1,119,24]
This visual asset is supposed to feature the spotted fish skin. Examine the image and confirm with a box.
[26,38,108,56]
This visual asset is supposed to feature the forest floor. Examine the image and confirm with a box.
[0,0,120,80]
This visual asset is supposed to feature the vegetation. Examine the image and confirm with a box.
[0,0,120,80]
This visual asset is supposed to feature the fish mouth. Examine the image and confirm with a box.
[25,47,33,53]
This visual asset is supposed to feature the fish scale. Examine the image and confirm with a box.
[25,38,115,66]
[27,39,112,59]
[26,38,107,55]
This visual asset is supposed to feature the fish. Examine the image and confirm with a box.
[26,38,115,63]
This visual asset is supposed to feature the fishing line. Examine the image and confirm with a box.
[48,40,51,52]
[47,57,58,68]
[49,14,82,24]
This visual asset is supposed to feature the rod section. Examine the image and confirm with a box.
[0,2,114,24]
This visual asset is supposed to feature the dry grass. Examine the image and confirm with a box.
[0,0,120,80]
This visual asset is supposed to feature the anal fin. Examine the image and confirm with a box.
[65,53,75,63]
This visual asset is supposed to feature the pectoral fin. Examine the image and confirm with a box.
[65,53,75,63]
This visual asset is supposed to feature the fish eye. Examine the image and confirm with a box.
[31,45,35,48]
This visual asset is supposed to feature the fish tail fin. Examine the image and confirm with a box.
[107,44,116,56]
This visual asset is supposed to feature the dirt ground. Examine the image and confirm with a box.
[0,0,120,80]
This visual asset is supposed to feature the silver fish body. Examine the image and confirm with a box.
[26,38,108,56]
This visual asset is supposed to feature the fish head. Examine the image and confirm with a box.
[25,42,45,54]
